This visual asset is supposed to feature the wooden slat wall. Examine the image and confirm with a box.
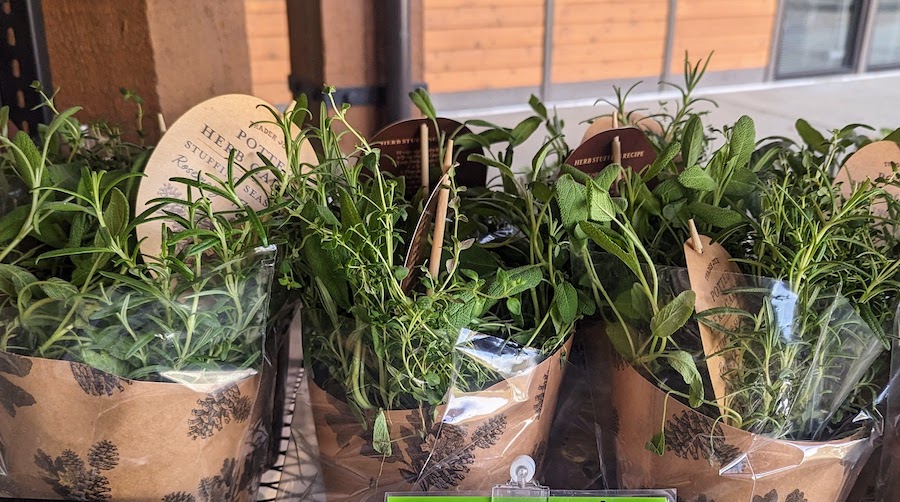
[551,0,669,84]
[244,0,291,105]
[423,0,546,93]
[672,0,777,73]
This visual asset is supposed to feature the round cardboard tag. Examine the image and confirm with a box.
[372,117,485,197]
[135,94,314,258]
[835,140,900,198]
[565,127,657,176]
[580,113,664,145]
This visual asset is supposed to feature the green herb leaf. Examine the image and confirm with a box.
[578,221,641,277]
[409,89,436,121]
[554,281,578,325]
[677,165,717,192]
[645,431,666,456]
[650,291,696,339]
[884,127,900,145]
[0,206,30,245]
[606,322,635,361]
[104,188,130,237]
[723,168,758,197]
[682,115,704,167]
[556,174,588,228]
[666,350,704,407]
[652,178,686,204]
[588,182,617,222]
[506,297,521,316]
[372,410,393,457]
[593,163,621,192]
[795,118,828,153]
[510,116,542,147]
[643,141,680,181]
[688,202,743,228]
[729,115,755,167]
[528,95,547,118]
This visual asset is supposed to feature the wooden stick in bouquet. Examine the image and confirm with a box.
[428,139,454,285]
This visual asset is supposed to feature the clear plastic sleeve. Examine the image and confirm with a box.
[590,266,881,502]
[0,245,278,501]
[877,304,900,501]
[301,307,571,501]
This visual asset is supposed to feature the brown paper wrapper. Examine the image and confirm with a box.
[0,351,272,501]
[308,337,572,501]
[610,360,875,502]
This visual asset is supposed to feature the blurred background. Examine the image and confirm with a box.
[2,0,899,146]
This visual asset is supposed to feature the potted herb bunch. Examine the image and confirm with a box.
[0,91,281,501]
[269,90,578,500]
[562,107,900,501]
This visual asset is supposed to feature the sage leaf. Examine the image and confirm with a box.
[510,116,542,147]
[650,291,696,339]
[104,188,129,237]
[0,205,30,245]
[682,115,704,167]
[678,165,717,192]
[506,297,522,316]
[643,141,680,181]
[39,278,79,300]
[409,89,436,121]
[666,350,704,407]
[606,322,635,361]
[578,221,641,277]
[646,431,666,456]
[652,178,685,204]
[723,168,758,197]
[885,127,900,144]
[689,202,743,228]
[594,163,621,192]
[796,119,828,153]
[373,409,392,456]
[729,115,755,167]
[528,94,547,118]
[589,185,616,222]
[554,281,578,325]
[556,174,588,228]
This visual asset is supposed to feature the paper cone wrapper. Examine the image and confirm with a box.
[610,360,875,502]
[308,337,572,501]
[0,351,273,501]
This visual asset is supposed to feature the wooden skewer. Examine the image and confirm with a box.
[688,218,703,254]
[428,139,454,282]
[611,112,622,165]
[420,123,430,194]
[157,113,168,134]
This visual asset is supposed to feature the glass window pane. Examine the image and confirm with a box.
[869,0,900,67]
[777,0,862,77]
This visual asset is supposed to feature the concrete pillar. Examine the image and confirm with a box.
[41,0,253,142]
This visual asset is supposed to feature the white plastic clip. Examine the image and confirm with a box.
[491,455,549,501]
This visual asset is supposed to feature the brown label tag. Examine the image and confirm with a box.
[684,235,743,418]
[135,94,314,259]
[834,140,900,212]
[401,173,451,293]
[580,113,663,145]
[564,127,656,176]
[372,118,485,198]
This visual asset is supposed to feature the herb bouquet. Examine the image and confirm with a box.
[0,97,280,501]
[275,92,577,500]
[563,116,899,501]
